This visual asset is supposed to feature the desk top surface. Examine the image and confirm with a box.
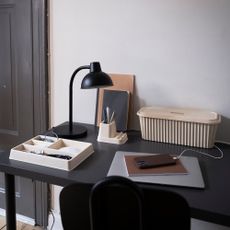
[0,123,230,226]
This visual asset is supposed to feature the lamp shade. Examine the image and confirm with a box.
[81,62,113,89]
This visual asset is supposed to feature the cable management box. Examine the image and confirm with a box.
[10,135,94,171]
[137,106,221,148]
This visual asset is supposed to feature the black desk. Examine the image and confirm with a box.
[1,123,230,230]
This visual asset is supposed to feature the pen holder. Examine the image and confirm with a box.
[97,121,128,144]
[98,121,117,138]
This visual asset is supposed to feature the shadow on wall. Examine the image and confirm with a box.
[216,116,230,144]
[131,96,145,131]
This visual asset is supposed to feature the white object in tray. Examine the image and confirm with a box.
[137,106,221,148]
[9,135,94,171]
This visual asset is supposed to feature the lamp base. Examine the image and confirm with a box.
[53,123,87,139]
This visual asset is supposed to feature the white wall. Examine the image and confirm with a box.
[50,0,230,143]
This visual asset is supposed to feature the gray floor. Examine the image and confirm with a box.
[191,219,230,230]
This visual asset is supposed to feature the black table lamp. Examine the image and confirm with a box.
[53,62,113,139]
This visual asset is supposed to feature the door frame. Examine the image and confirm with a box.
[31,0,49,226]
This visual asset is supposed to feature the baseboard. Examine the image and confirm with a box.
[0,208,35,226]
[0,208,63,229]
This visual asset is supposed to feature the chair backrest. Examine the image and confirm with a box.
[59,183,92,230]
[142,186,191,229]
[89,176,144,230]
[59,176,191,230]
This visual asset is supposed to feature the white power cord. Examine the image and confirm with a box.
[176,144,224,160]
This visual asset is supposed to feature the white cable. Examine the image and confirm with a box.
[44,130,59,142]
[176,145,224,160]
[48,210,55,230]
[215,140,230,146]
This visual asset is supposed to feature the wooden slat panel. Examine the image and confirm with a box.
[0,7,16,132]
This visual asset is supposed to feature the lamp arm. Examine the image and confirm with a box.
[69,65,90,131]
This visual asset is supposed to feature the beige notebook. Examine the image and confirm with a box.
[124,155,188,176]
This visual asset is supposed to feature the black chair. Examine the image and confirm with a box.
[59,182,92,230]
[59,176,190,230]
[90,176,144,230]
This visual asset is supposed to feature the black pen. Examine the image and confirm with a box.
[103,108,107,123]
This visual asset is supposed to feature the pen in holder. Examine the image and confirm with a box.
[97,120,128,145]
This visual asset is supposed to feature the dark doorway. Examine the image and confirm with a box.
[0,0,48,226]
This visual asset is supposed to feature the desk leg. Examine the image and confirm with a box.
[5,173,16,230]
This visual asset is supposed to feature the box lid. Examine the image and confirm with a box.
[137,106,221,124]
